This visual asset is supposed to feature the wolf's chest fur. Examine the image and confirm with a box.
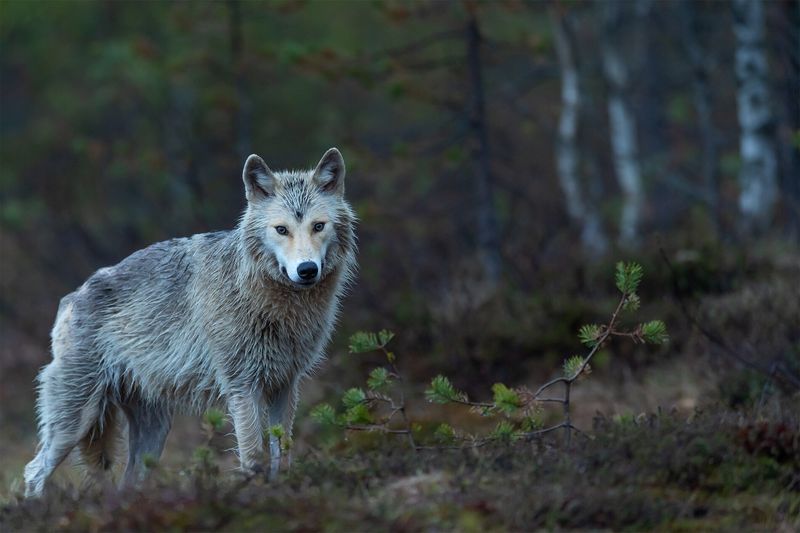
[214,277,340,387]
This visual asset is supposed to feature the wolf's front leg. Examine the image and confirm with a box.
[267,379,299,479]
[228,392,266,472]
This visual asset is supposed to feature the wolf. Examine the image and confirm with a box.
[23,148,357,498]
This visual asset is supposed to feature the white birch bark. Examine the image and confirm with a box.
[551,10,608,256]
[602,1,644,247]
[732,0,779,230]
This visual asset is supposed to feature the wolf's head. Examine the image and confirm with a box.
[239,148,356,290]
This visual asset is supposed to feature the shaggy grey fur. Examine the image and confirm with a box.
[24,148,357,497]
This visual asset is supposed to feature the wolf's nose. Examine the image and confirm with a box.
[297,262,318,281]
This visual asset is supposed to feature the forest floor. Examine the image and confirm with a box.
[1,397,797,532]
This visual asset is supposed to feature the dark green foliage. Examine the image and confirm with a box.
[425,375,465,404]
[491,383,522,415]
[641,320,669,344]
[615,261,644,294]
[367,367,392,391]
[578,324,603,347]
[489,420,518,443]
[341,387,367,409]
[310,403,337,427]
[348,330,394,354]
[343,403,373,425]
[562,355,585,378]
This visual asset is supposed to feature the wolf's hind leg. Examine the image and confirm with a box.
[121,398,172,486]
[77,404,120,486]
[24,361,106,498]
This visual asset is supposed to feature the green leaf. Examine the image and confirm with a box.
[367,367,392,391]
[563,355,585,379]
[434,423,456,444]
[615,262,644,294]
[348,331,381,354]
[491,383,523,415]
[348,329,395,354]
[344,403,372,425]
[310,403,337,426]
[425,375,465,404]
[578,324,603,347]
[490,420,518,443]
[641,320,669,344]
[342,387,367,408]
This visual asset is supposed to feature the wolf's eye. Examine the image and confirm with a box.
[275,226,288,236]
[313,222,325,232]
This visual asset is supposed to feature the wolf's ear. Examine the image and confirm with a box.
[242,154,276,201]
[312,147,346,196]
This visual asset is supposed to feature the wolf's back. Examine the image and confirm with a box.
[50,233,234,400]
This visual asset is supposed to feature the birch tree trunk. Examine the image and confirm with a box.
[602,1,644,247]
[466,11,501,285]
[551,9,608,256]
[732,0,779,231]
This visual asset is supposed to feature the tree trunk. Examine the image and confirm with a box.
[551,8,608,256]
[466,11,501,284]
[634,0,666,175]
[778,0,800,239]
[732,0,779,232]
[680,0,721,231]
[228,0,252,162]
[602,1,644,247]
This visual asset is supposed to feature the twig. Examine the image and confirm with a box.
[520,423,569,441]
[381,345,418,450]
[345,425,412,435]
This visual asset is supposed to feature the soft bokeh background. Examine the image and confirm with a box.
[1,0,798,494]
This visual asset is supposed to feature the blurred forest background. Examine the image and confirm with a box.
[1,0,799,508]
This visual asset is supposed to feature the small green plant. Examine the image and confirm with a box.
[313,261,668,449]
[203,408,226,435]
[425,375,467,405]
[266,424,292,453]
[311,327,416,449]
[193,408,226,472]
[420,262,667,446]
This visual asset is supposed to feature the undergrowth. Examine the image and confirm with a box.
[2,408,797,531]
